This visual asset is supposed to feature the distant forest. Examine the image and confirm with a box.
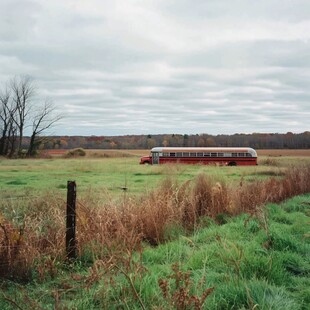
[22,132,310,150]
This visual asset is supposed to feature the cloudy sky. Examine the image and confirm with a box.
[0,0,309,136]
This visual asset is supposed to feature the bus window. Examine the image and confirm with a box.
[163,152,169,157]
[211,153,217,157]
[176,152,183,157]
[190,152,196,157]
[246,153,252,157]
[197,152,203,157]
[232,153,237,157]
[204,153,210,157]
[183,152,189,157]
[238,153,245,157]
[218,153,224,157]
[170,152,176,157]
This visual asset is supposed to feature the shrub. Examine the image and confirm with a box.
[260,157,279,166]
[65,148,86,157]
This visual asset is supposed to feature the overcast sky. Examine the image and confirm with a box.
[0,0,309,136]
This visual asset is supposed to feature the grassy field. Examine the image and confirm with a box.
[0,150,310,309]
[1,149,310,200]
[1,194,309,309]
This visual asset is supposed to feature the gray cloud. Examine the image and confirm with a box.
[0,0,309,135]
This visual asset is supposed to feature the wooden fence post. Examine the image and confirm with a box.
[66,180,77,260]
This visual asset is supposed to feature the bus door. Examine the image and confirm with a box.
[152,152,159,164]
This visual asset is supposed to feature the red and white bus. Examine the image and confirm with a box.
[140,147,257,166]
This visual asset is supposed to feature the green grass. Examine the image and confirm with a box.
[1,155,309,309]
[1,194,309,309]
[1,155,308,200]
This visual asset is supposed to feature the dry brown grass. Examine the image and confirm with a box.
[88,149,148,156]
[158,263,214,309]
[43,149,146,158]
[0,194,65,280]
[74,164,310,248]
[257,149,310,157]
[45,148,310,158]
[1,164,310,280]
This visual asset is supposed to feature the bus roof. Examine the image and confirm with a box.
[151,147,257,157]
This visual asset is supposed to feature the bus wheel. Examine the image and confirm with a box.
[228,162,237,166]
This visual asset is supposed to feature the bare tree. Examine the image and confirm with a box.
[0,86,18,156]
[27,100,62,156]
[10,76,35,153]
[0,75,62,157]
[0,88,11,155]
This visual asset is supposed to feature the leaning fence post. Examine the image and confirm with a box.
[66,180,77,260]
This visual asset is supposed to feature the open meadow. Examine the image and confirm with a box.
[1,149,310,199]
[0,149,310,309]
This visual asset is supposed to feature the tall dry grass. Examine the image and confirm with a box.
[0,194,65,280]
[1,165,310,279]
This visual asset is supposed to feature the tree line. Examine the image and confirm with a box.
[0,76,61,157]
[28,131,310,151]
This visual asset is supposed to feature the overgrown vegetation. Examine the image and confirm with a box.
[64,148,86,157]
[0,160,310,308]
